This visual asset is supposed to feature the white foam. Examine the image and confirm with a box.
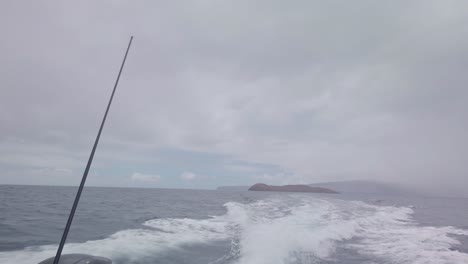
[223,198,357,264]
[219,196,468,264]
[1,195,467,264]
[348,205,468,264]
[0,218,230,264]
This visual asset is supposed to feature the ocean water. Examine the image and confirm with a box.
[1,185,468,264]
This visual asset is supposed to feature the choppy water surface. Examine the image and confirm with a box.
[1,185,468,264]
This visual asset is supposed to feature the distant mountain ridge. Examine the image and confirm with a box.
[248,183,338,193]
[307,180,410,195]
[216,185,250,192]
[217,180,412,195]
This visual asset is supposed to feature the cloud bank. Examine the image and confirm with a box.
[0,1,467,195]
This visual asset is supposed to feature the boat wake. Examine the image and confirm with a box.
[1,195,467,264]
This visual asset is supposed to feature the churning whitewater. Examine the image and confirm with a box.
[1,193,467,264]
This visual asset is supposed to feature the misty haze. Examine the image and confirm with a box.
[1,1,468,264]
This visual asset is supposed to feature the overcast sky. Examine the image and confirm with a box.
[1,1,467,195]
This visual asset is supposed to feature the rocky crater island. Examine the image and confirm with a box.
[248,183,339,193]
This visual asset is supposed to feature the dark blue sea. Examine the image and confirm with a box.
[1,185,468,264]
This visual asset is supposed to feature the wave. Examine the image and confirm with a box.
[1,196,467,264]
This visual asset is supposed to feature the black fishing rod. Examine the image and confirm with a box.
[47,36,133,264]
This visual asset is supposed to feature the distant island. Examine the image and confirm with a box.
[217,180,411,195]
[248,183,338,193]
[216,185,249,192]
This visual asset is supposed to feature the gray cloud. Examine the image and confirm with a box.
[1,1,467,195]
